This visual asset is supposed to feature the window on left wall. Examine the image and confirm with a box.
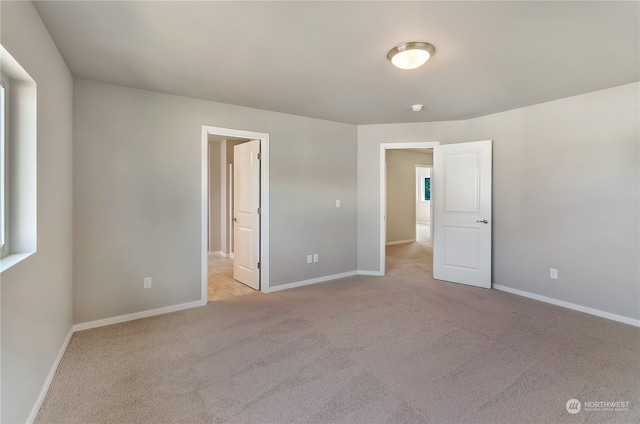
[0,45,37,271]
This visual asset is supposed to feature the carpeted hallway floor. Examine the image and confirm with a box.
[35,240,640,423]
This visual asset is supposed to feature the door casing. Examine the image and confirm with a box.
[201,126,270,301]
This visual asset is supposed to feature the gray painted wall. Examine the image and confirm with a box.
[73,79,358,324]
[386,150,432,243]
[358,83,640,321]
[208,141,221,252]
[207,137,246,256]
[0,2,74,422]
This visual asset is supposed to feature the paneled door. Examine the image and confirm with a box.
[233,140,260,290]
[433,140,492,288]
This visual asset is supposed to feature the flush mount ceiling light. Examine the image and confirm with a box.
[387,42,435,70]
[411,104,424,112]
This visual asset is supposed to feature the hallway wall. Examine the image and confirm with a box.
[386,150,432,244]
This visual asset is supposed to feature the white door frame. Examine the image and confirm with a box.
[201,126,270,301]
[228,163,234,257]
[379,142,440,275]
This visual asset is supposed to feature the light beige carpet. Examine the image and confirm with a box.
[36,241,640,423]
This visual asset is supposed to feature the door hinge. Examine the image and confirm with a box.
[257,262,261,269]
[257,207,261,215]
[257,152,261,160]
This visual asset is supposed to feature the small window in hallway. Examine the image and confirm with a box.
[423,177,431,201]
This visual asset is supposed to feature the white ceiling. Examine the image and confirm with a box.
[33,1,639,125]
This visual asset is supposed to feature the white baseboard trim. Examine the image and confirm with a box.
[28,299,207,421]
[357,270,384,276]
[72,299,207,332]
[386,239,415,246]
[208,250,224,257]
[267,271,358,293]
[26,329,73,424]
[493,285,640,328]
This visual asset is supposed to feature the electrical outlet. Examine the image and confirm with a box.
[144,277,152,289]
[313,254,319,263]
[336,199,341,208]
[550,268,558,279]
[307,255,312,264]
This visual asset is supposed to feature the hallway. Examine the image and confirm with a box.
[385,224,433,279]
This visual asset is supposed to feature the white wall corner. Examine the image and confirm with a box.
[26,329,74,424]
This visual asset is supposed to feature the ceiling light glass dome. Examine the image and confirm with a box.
[387,42,435,70]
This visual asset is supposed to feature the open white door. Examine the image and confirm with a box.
[433,140,492,288]
[233,140,260,290]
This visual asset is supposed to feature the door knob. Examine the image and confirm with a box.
[233,217,238,222]
[477,219,488,224]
